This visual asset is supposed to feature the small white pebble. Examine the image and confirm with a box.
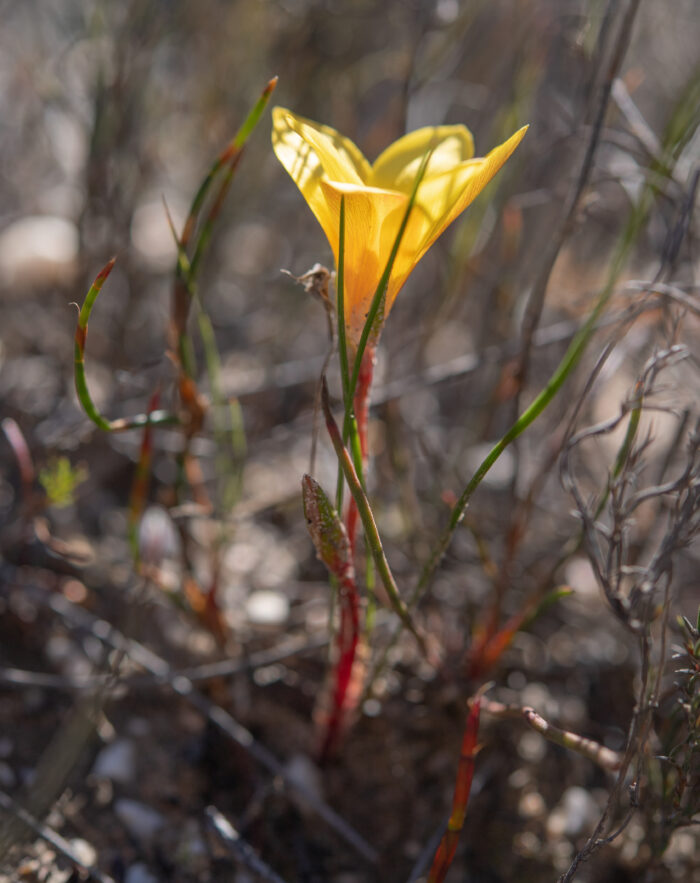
[124,863,159,883]
[245,590,289,626]
[518,730,547,763]
[0,215,79,289]
[68,839,96,868]
[92,739,136,784]
[519,790,546,819]
[547,786,599,839]
[114,799,164,842]
[284,754,323,817]
[362,698,382,717]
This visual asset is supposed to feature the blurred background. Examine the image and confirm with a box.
[0,1,699,881]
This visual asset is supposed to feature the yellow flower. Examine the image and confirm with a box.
[272,107,527,348]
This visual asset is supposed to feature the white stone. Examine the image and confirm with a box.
[565,557,600,600]
[138,506,180,565]
[68,839,96,868]
[114,799,165,842]
[547,786,599,839]
[0,215,79,289]
[284,754,324,818]
[92,739,136,784]
[124,863,159,883]
[560,786,599,836]
[245,590,290,626]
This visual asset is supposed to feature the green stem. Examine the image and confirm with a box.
[336,197,350,407]
[322,380,427,655]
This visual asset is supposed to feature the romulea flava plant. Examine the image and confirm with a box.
[272,106,528,759]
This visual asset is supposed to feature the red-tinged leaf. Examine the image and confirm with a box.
[467,588,572,681]
[466,608,527,682]
[172,77,278,355]
[74,259,118,432]
[428,696,482,883]
[303,475,353,579]
[302,475,360,758]
[77,257,116,332]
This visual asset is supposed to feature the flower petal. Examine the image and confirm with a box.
[272,108,371,182]
[319,179,407,347]
[370,125,475,194]
[411,125,528,262]
[272,107,373,252]
[379,126,529,312]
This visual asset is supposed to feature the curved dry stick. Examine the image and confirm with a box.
[481,698,623,772]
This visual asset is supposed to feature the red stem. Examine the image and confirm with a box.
[428,697,481,883]
[317,347,375,759]
[319,562,360,760]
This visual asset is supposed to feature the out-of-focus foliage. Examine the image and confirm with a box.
[1,2,699,882]
[38,456,87,509]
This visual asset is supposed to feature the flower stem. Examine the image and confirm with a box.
[345,346,375,551]
[428,695,482,883]
[322,380,428,654]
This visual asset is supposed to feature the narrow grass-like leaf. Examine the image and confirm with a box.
[521,587,573,630]
[164,196,246,505]
[334,146,434,515]
[408,145,659,615]
[336,196,350,410]
[189,150,244,279]
[74,259,117,431]
[364,140,665,700]
[334,194,367,512]
[347,145,434,408]
[179,76,278,253]
[467,587,573,681]
[172,76,278,373]
[74,259,178,433]
[233,75,279,149]
[416,63,700,604]
[466,604,532,682]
